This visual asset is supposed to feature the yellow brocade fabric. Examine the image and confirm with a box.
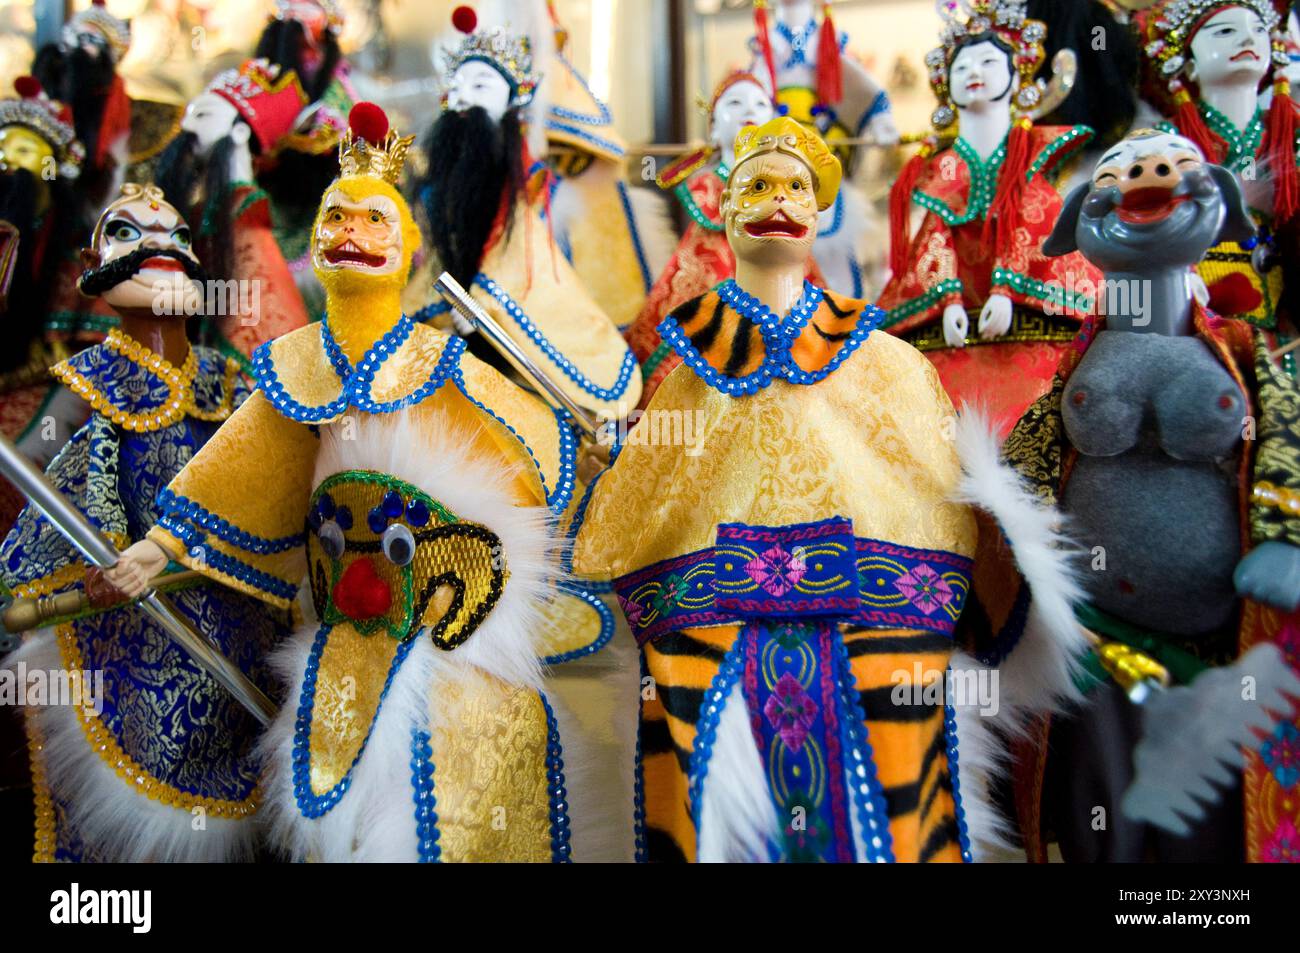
[148,322,566,607]
[573,329,978,580]
[476,201,643,418]
[425,674,553,863]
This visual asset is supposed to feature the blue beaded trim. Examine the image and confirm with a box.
[472,276,639,403]
[560,456,611,589]
[848,257,864,300]
[818,190,845,238]
[539,691,573,862]
[856,90,892,134]
[686,633,749,848]
[409,728,441,862]
[944,694,974,863]
[157,514,299,602]
[832,630,895,863]
[545,119,625,158]
[548,53,614,127]
[253,316,464,420]
[449,372,577,513]
[658,280,882,395]
[292,625,417,818]
[156,488,303,554]
[541,584,615,665]
[411,300,451,323]
[632,653,649,864]
[616,180,654,293]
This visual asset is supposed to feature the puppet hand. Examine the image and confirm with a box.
[1234,541,1300,612]
[978,294,1013,340]
[100,540,169,600]
[942,304,969,349]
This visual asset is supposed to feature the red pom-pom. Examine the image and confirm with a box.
[92,0,106,7]
[348,102,389,144]
[452,5,478,34]
[13,75,42,99]
[1207,272,1263,318]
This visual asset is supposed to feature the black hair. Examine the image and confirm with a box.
[254,18,342,102]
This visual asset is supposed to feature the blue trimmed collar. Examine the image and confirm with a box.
[656,280,882,396]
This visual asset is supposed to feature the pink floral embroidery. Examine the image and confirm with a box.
[894,563,954,615]
[745,545,807,598]
[764,672,818,752]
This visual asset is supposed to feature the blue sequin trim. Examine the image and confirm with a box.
[547,53,615,127]
[687,633,748,845]
[944,694,974,863]
[156,488,302,554]
[410,728,441,862]
[818,190,845,238]
[292,626,417,818]
[544,120,625,158]
[856,90,892,134]
[472,276,639,403]
[541,584,615,665]
[616,180,654,293]
[633,653,649,864]
[833,630,896,863]
[411,300,451,323]
[540,691,573,862]
[157,514,299,602]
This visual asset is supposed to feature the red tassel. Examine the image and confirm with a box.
[96,74,132,169]
[1173,92,1223,164]
[816,3,843,106]
[890,148,929,278]
[753,0,779,100]
[1266,87,1299,224]
[984,120,1033,254]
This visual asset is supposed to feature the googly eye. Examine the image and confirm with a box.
[318,519,345,560]
[382,523,415,567]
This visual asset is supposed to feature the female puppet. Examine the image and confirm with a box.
[878,0,1102,438]
[573,117,1087,864]
[2,185,289,862]
[1137,0,1299,356]
[102,105,606,862]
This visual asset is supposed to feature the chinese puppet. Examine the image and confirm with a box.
[626,70,825,408]
[749,0,897,296]
[1136,0,1300,358]
[30,0,133,219]
[877,0,1103,439]
[2,184,289,862]
[1005,129,1300,862]
[103,104,598,862]
[572,116,1088,863]
[0,78,96,536]
[253,0,357,317]
[408,16,642,421]
[153,60,311,366]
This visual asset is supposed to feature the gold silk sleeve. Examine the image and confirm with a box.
[148,390,320,608]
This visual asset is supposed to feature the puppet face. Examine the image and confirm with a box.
[1189,7,1272,87]
[87,193,203,314]
[313,187,404,276]
[281,0,331,45]
[949,40,1014,110]
[0,126,54,180]
[724,150,818,267]
[180,92,243,154]
[711,79,775,157]
[445,60,513,123]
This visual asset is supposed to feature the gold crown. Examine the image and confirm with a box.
[732,116,842,211]
[338,126,415,185]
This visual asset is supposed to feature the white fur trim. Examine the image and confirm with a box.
[697,682,780,863]
[8,633,255,863]
[259,413,562,861]
[949,407,1090,858]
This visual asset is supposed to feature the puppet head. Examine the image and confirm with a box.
[440,6,539,121]
[722,116,840,268]
[709,71,776,163]
[257,0,344,101]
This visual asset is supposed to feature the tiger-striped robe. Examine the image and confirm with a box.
[573,280,1037,862]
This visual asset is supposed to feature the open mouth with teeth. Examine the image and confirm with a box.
[322,240,388,268]
[1116,187,1189,225]
[744,211,809,239]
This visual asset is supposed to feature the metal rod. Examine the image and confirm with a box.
[433,272,601,440]
[0,434,277,725]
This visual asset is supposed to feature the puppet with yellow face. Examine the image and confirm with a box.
[100,103,614,862]
[572,116,1089,864]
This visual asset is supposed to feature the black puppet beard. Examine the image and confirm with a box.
[254,18,341,102]
[417,106,525,289]
[78,245,210,300]
[154,130,237,283]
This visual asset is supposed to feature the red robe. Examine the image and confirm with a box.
[878,125,1102,438]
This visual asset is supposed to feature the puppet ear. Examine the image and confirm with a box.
[1042,183,1089,258]
[1207,165,1256,247]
